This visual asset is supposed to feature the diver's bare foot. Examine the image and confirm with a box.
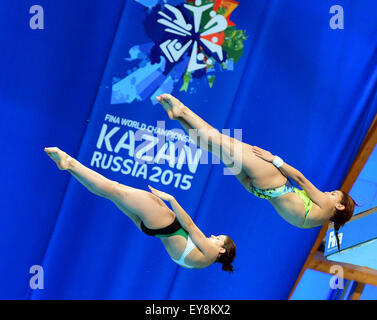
[44,147,72,170]
[156,94,185,120]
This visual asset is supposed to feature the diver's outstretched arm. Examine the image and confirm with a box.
[148,185,218,257]
[252,146,330,208]
[148,186,193,229]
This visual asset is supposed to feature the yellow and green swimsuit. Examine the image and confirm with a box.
[248,179,313,227]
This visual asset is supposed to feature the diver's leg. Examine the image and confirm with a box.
[44,147,174,229]
[157,95,285,189]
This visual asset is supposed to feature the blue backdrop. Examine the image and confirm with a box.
[0,0,376,299]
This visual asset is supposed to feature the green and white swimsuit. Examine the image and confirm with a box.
[140,218,196,268]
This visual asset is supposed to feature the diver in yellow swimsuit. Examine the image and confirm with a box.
[157,94,356,249]
[248,178,313,228]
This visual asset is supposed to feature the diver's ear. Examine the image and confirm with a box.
[335,203,345,211]
[219,247,226,254]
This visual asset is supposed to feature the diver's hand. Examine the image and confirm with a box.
[251,146,275,162]
[148,185,174,202]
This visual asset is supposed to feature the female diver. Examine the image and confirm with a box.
[44,147,236,271]
[156,94,356,250]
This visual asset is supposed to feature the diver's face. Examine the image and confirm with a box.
[325,190,343,205]
[209,235,226,247]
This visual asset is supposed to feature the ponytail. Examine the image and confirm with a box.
[222,262,234,273]
[329,191,357,253]
[216,236,236,273]
[334,223,341,252]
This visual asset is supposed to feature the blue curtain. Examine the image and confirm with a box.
[1,0,376,299]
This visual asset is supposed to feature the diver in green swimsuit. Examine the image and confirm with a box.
[44,147,236,271]
[157,94,356,243]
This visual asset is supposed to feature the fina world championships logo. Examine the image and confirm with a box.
[111,0,247,105]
